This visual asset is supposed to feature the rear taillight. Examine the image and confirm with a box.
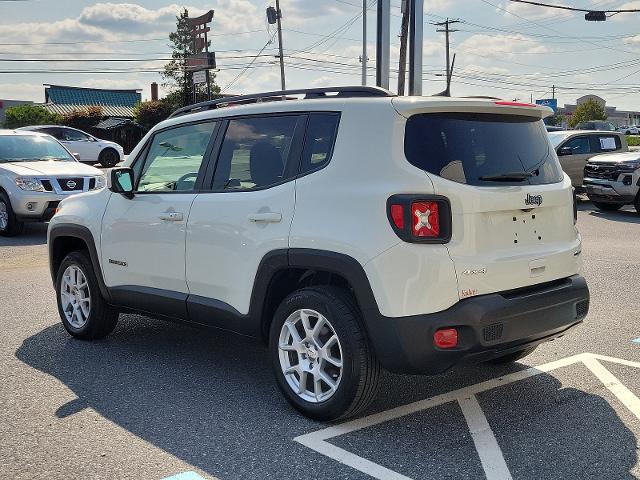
[412,201,440,238]
[387,195,451,243]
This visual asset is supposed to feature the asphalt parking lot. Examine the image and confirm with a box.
[1,201,639,480]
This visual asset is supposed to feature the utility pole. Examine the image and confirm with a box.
[267,2,286,90]
[408,0,423,95]
[434,18,459,96]
[376,0,390,89]
[552,84,555,99]
[397,0,409,95]
[275,0,286,90]
[362,0,367,86]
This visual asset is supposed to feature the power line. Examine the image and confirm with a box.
[509,0,640,14]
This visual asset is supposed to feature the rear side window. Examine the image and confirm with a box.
[300,113,340,175]
[593,135,621,152]
[404,113,563,186]
[212,115,299,190]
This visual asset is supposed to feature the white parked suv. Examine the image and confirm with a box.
[19,125,124,167]
[0,130,105,236]
[48,87,590,420]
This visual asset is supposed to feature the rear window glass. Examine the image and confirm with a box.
[404,113,563,186]
[300,113,340,175]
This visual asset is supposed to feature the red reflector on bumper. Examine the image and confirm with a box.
[434,328,458,348]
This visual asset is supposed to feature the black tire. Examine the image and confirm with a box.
[55,251,118,340]
[489,346,537,365]
[269,286,380,421]
[0,191,24,237]
[98,148,119,168]
[634,193,640,215]
[592,201,622,212]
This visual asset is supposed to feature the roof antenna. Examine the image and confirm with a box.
[434,53,455,97]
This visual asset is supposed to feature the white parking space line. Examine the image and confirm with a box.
[458,395,513,480]
[584,357,640,422]
[294,436,413,480]
[295,353,640,480]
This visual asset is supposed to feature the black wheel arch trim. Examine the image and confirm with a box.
[48,223,111,302]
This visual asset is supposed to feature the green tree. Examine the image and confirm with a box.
[60,106,103,131]
[162,8,219,109]
[545,113,565,127]
[4,104,61,128]
[568,99,607,128]
[133,100,174,131]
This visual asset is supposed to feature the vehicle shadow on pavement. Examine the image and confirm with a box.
[578,203,640,224]
[15,316,639,480]
[0,223,47,246]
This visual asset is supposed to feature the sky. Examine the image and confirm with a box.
[2,0,640,111]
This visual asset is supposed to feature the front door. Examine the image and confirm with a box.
[557,135,592,187]
[60,128,97,163]
[186,114,305,325]
[101,121,218,312]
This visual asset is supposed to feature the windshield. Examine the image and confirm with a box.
[0,135,75,162]
[548,132,571,147]
[404,113,564,186]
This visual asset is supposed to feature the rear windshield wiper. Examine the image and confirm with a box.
[478,171,534,182]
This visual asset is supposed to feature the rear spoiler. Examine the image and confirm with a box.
[391,97,553,120]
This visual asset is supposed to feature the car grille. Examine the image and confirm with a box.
[584,164,619,181]
[57,178,84,191]
[40,179,54,192]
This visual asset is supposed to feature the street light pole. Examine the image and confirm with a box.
[362,0,367,86]
[275,0,286,91]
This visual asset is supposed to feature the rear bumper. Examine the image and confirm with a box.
[364,275,589,374]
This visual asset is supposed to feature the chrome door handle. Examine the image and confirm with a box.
[248,212,282,223]
[159,211,184,221]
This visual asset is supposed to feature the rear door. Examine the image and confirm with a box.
[185,114,306,323]
[404,112,581,299]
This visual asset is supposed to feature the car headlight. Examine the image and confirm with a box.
[94,175,107,190]
[618,160,640,173]
[15,177,44,192]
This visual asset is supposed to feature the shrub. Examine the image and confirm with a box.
[4,104,61,128]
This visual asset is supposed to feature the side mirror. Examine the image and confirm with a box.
[557,146,572,156]
[73,153,81,161]
[108,167,134,199]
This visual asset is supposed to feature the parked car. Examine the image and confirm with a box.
[617,125,640,135]
[574,120,616,131]
[584,151,640,212]
[545,125,565,132]
[548,130,627,187]
[48,87,589,420]
[0,130,106,236]
[18,125,124,167]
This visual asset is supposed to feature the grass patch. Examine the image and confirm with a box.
[626,135,640,146]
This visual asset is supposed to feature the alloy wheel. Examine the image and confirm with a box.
[278,308,343,403]
[60,265,91,329]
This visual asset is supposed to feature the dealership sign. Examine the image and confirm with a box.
[535,98,558,113]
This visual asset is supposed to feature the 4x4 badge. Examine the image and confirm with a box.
[525,193,543,206]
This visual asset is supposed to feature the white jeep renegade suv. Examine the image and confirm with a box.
[48,87,590,420]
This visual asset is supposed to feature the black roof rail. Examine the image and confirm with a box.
[168,86,394,118]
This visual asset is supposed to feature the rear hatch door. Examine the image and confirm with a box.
[399,102,581,298]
